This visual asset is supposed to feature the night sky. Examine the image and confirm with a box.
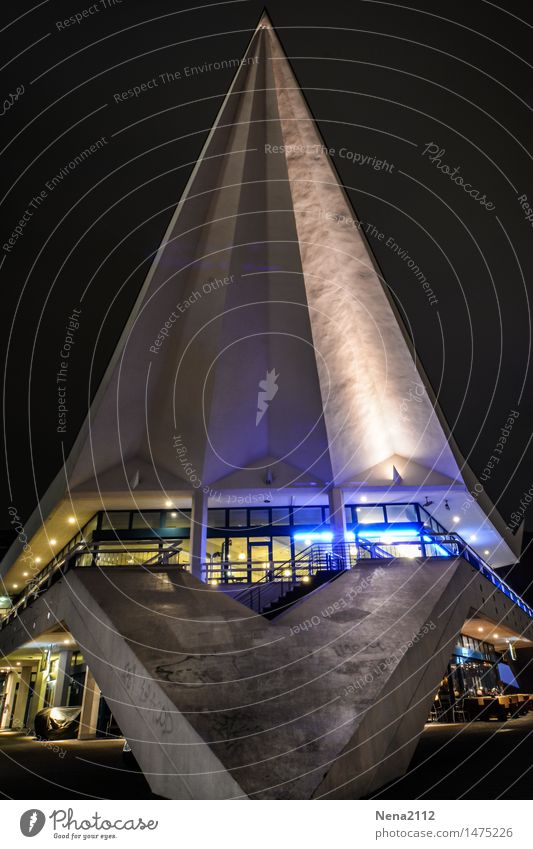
[1,0,532,540]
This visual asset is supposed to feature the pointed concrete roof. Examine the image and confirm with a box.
[0,12,521,586]
[68,11,463,490]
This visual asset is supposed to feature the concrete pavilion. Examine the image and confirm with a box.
[0,13,531,799]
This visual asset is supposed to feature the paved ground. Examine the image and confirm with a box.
[0,732,157,799]
[373,713,533,800]
[2,715,533,799]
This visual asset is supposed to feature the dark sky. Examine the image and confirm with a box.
[1,0,532,535]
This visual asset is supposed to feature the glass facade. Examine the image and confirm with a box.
[7,501,471,600]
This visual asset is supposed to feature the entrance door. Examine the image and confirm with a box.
[248,542,272,582]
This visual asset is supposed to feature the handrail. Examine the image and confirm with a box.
[428,532,533,617]
[2,524,532,624]
[231,542,364,613]
[0,542,187,630]
[138,541,184,566]
[233,545,314,598]
[367,531,533,620]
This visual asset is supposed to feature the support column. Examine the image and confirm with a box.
[28,660,48,729]
[53,650,73,707]
[190,489,208,580]
[0,671,18,729]
[78,667,101,740]
[328,487,347,544]
[12,666,32,730]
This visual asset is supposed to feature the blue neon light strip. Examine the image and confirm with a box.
[293,531,333,542]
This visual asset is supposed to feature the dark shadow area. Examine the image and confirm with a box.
[0,732,158,800]
[373,714,533,800]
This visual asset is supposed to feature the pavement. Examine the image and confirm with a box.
[372,713,533,799]
[0,732,157,800]
[2,714,533,799]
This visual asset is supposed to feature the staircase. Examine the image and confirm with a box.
[233,541,384,616]
[261,568,345,619]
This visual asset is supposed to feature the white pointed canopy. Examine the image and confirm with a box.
[0,13,520,583]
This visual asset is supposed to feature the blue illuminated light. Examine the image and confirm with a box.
[356,529,419,541]
[293,531,333,542]
[422,535,453,557]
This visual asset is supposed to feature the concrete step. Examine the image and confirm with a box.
[262,569,345,618]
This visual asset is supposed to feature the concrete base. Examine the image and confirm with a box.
[0,559,531,798]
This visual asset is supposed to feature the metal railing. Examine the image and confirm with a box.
[0,542,184,630]
[232,544,351,614]
[2,527,532,626]
[230,533,533,618]
[424,532,533,618]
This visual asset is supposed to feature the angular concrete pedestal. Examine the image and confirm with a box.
[1,558,530,798]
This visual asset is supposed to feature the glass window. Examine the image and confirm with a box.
[355,505,385,525]
[344,506,353,524]
[227,537,247,561]
[248,509,270,527]
[229,509,248,527]
[272,536,291,563]
[206,538,258,581]
[292,506,323,526]
[208,510,227,528]
[162,510,190,529]
[100,511,131,531]
[272,507,291,525]
[131,511,161,529]
[385,504,417,523]
[82,515,98,541]
[205,537,225,556]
